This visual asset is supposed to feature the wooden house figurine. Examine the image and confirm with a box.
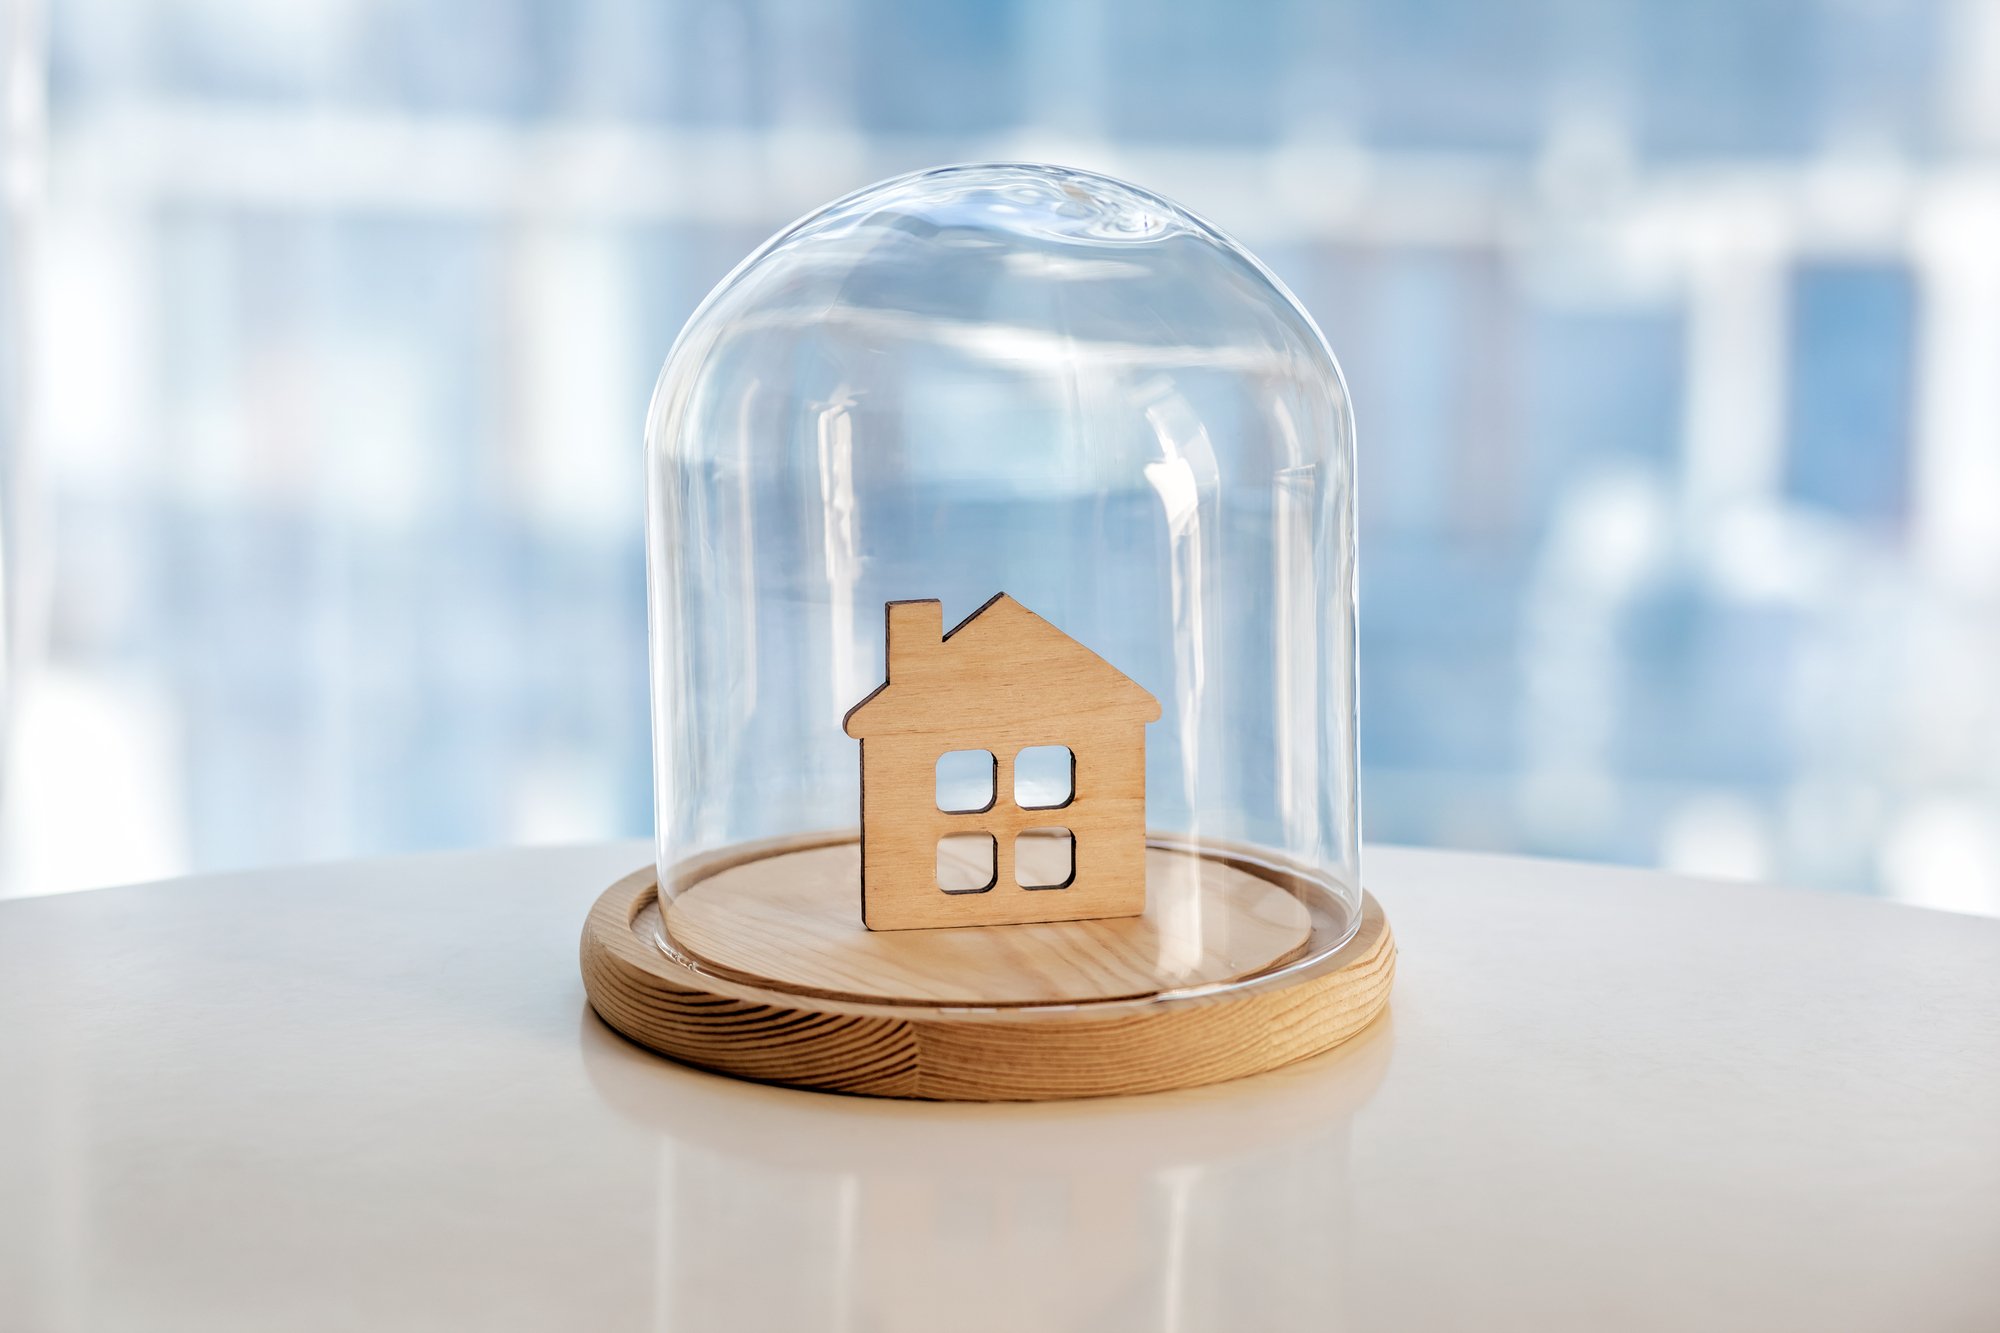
[843,594,1162,930]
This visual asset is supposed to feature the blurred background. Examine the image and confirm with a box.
[3,0,1998,913]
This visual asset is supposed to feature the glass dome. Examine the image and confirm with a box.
[645,163,1359,1002]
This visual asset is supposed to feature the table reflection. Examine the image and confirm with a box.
[580,1010,1393,1333]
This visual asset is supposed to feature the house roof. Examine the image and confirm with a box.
[842,593,1162,740]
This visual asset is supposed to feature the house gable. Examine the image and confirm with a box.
[843,594,1161,741]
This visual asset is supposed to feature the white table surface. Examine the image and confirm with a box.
[1,842,1996,1333]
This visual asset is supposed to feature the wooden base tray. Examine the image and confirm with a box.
[579,835,1395,1101]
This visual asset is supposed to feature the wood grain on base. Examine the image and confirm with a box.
[580,848,1394,1102]
[664,838,1312,1005]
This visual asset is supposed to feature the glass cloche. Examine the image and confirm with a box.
[642,162,1361,1020]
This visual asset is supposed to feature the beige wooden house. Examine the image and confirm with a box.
[843,594,1161,930]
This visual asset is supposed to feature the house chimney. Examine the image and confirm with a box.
[886,600,942,681]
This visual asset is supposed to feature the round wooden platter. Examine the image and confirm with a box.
[580,836,1395,1102]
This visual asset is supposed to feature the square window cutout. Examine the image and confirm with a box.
[936,833,997,893]
[1015,827,1075,889]
[935,750,996,813]
[1014,745,1073,809]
